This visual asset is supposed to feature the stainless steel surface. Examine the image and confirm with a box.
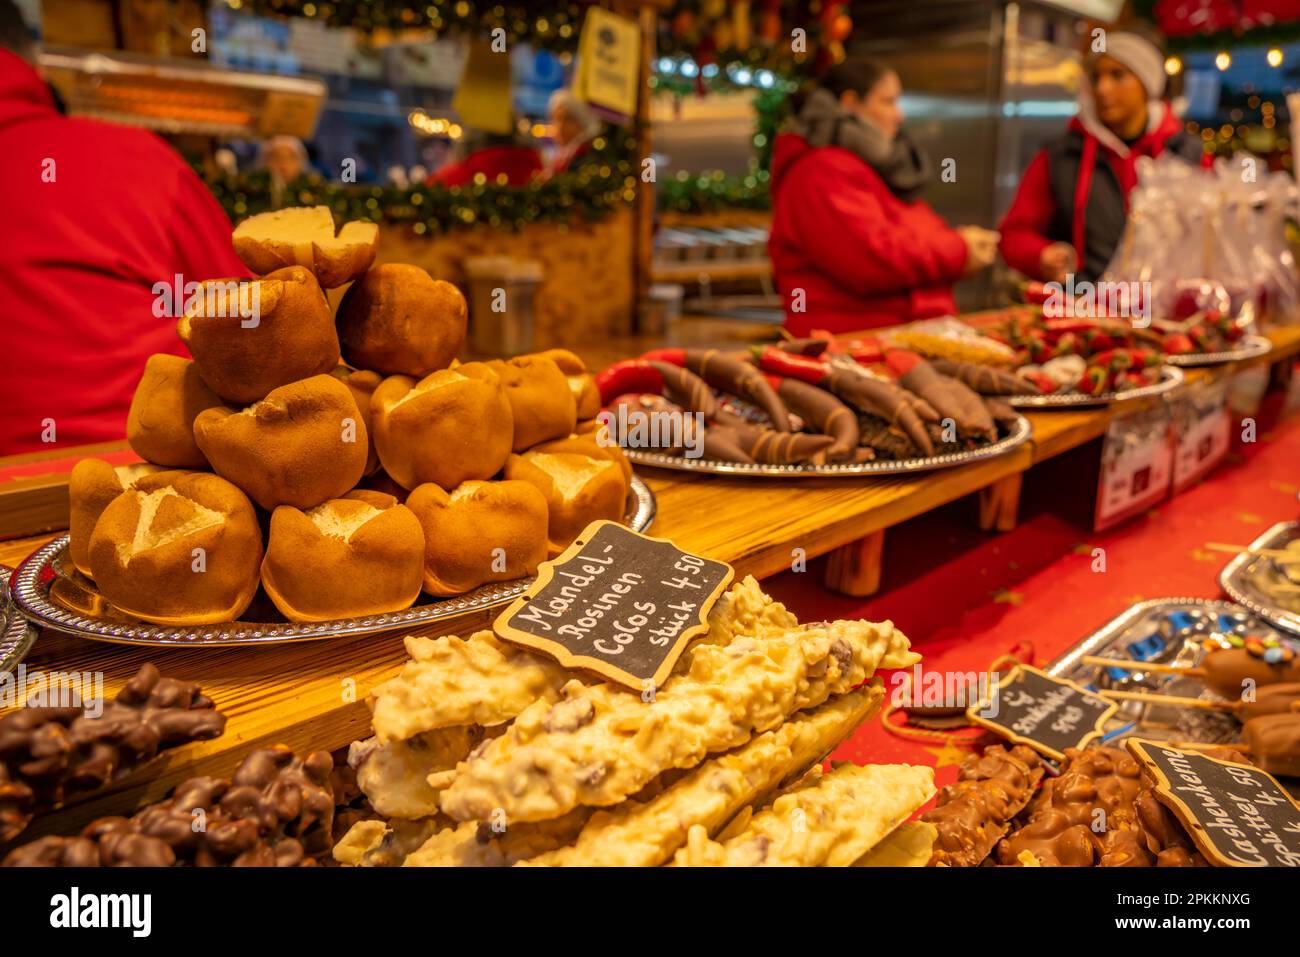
[1219,521,1300,636]
[624,415,1030,477]
[1163,335,1273,368]
[1006,365,1184,408]
[852,1,1086,309]
[1,567,38,672]
[10,477,656,648]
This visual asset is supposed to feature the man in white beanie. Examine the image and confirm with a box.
[999,27,1204,285]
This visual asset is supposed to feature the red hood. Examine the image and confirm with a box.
[769,131,815,197]
[0,50,56,131]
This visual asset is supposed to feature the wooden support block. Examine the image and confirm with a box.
[824,529,886,597]
[978,472,1023,533]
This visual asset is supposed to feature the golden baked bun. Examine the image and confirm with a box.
[530,348,600,420]
[485,355,577,452]
[86,473,262,625]
[261,490,424,622]
[126,354,227,468]
[67,460,183,578]
[336,264,467,377]
[193,374,369,510]
[232,206,377,288]
[405,480,548,595]
[504,451,628,555]
[370,363,512,490]
[528,426,633,485]
[330,365,383,475]
[178,266,339,404]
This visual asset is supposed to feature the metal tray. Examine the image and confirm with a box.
[1006,365,1183,409]
[1218,521,1300,636]
[1,567,38,671]
[623,414,1031,478]
[10,476,656,648]
[1164,334,1273,368]
[1047,597,1295,749]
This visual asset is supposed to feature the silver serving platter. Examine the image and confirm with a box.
[1047,597,1292,749]
[1164,334,1273,368]
[1006,365,1183,409]
[1,567,38,671]
[10,476,656,647]
[1218,520,1300,637]
[623,414,1031,478]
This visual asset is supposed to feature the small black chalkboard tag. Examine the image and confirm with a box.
[966,665,1116,761]
[494,520,734,692]
[1125,739,1300,867]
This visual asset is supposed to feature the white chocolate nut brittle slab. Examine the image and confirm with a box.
[402,807,592,867]
[672,762,935,867]
[440,618,917,823]
[370,631,570,743]
[521,683,883,867]
[369,578,795,745]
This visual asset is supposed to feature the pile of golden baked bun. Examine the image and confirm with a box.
[68,207,629,627]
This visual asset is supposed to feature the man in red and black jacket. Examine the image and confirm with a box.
[0,3,247,456]
[999,30,1205,285]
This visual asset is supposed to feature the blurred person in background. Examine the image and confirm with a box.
[0,0,246,455]
[999,28,1203,284]
[257,134,313,206]
[543,88,601,177]
[425,125,541,187]
[768,57,997,335]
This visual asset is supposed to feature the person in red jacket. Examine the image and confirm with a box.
[0,15,247,456]
[425,128,542,187]
[768,58,998,335]
[999,30,1203,284]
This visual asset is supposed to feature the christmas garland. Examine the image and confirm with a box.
[1134,1,1300,52]
[234,0,588,48]
[659,168,771,215]
[203,130,637,232]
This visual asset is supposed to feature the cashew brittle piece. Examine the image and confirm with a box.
[440,619,917,823]
[370,631,571,743]
[521,684,883,866]
[351,725,502,819]
[701,575,798,647]
[403,807,592,867]
[333,816,446,867]
[672,762,935,867]
[853,822,939,867]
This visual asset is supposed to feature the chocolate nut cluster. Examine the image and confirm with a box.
[0,663,226,842]
[3,745,339,867]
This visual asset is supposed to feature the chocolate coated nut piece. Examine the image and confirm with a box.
[0,663,225,843]
[2,746,338,868]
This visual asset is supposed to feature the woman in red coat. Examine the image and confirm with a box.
[769,58,998,335]
[999,30,1204,284]
[426,128,541,188]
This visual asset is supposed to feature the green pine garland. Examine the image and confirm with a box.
[1133,1,1300,52]
[203,129,637,232]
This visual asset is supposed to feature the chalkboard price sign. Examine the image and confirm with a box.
[966,665,1116,761]
[1126,739,1300,868]
[494,520,734,691]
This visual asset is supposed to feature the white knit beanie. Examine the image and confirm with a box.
[1094,31,1166,99]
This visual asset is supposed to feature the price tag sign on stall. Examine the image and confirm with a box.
[967,665,1116,761]
[1094,402,1173,532]
[1171,381,1230,494]
[495,521,733,691]
[1126,739,1300,867]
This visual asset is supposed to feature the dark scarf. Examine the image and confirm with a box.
[792,88,931,201]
